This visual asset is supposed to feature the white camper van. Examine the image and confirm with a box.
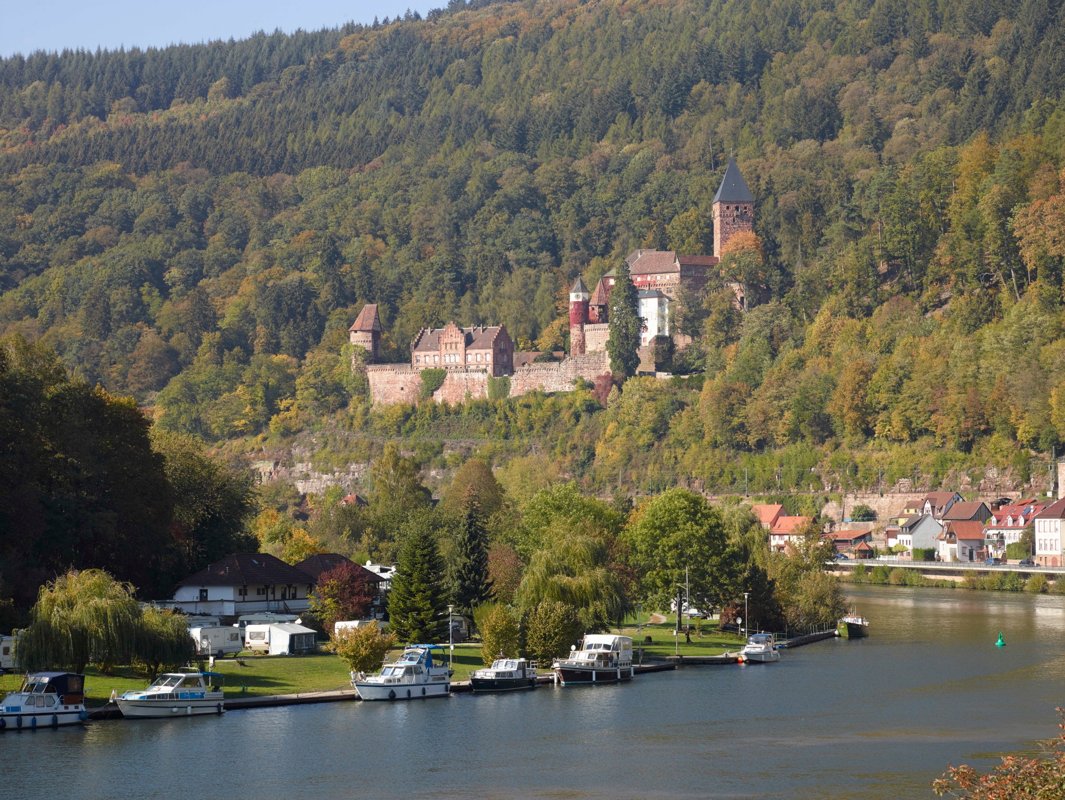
[190,625,243,657]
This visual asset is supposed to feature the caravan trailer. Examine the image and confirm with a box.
[0,635,15,673]
[189,626,243,657]
[244,623,317,655]
[234,613,300,644]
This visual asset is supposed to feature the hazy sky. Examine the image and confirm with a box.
[1,1,444,58]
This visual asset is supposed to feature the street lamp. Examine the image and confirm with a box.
[448,604,454,673]
[744,591,749,639]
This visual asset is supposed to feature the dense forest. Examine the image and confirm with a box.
[3,0,1065,499]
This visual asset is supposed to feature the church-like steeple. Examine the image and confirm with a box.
[712,157,754,258]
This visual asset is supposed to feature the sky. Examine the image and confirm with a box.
[1,1,445,58]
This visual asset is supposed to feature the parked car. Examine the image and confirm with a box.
[984,557,1001,566]
[1019,558,1035,567]
[831,552,850,560]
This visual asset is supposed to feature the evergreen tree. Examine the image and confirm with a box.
[451,497,494,619]
[387,520,449,644]
[606,258,641,378]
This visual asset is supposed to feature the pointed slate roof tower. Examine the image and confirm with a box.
[349,303,382,361]
[712,157,755,258]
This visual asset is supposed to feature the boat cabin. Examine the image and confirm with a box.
[18,672,85,706]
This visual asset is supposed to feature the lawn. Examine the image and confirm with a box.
[0,615,742,705]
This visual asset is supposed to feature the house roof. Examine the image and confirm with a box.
[1035,497,1065,520]
[712,157,754,204]
[626,249,680,275]
[677,254,717,267]
[924,491,958,508]
[942,501,988,521]
[942,521,986,541]
[988,499,1046,527]
[411,323,507,353]
[294,553,382,584]
[638,289,667,300]
[349,304,382,332]
[823,530,872,542]
[771,516,810,535]
[513,351,543,368]
[751,503,784,527]
[179,553,313,587]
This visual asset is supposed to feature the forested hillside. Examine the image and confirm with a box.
[3,0,1065,495]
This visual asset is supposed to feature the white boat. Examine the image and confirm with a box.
[837,613,869,639]
[115,671,225,718]
[740,633,780,663]
[0,672,88,731]
[553,634,634,685]
[470,657,538,692]
[351,645,450,701]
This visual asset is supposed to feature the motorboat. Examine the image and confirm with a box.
[836,613,869,639]
[740,633,780,663]
[351,645,450,700]
[470,657,537,693]
[552,634,634,686]
[114,671,225,718]
[0,672,87,731]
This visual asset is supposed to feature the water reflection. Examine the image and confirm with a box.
[6,585,1065,800]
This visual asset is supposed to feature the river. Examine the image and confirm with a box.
[7,585,1065,799]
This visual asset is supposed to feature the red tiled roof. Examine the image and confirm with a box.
[823,530,872,542]
[771,516,810,535]
[589,278,611,306]
[924,491,958,507]
[751,503,784,527]
[942,501,988,521]
[349,304,381,332]
[1035,497,1065,520]
[626,249,680,275]
[942,520,986,541]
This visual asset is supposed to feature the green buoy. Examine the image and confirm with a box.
[995,633,1006,647]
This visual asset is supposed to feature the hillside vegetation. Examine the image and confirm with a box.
[3,0,1065,494]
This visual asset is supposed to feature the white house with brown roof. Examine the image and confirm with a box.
[1034,498,1065,567]
[751,503,785,530]
[170,553,316,618]
[937,521,987,562]
[923,492,963,519]
[769,516,812,552]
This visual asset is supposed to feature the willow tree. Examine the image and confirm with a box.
[515,532,625,632]
[17,570,142,673]
[136,607,196,678]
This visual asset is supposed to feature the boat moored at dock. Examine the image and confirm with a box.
[0,672,87,731]
[114,671,225,718]
[836,614,869,639]
[470,657,538,692]
[352,645,451,701]
[553,634,634,685]
[739,633,780,663]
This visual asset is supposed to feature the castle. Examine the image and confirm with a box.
[352,158,754,406]
[568,156,754,356]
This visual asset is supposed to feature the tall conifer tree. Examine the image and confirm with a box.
[606,258,641,378]
[451,496,494,619]
[387,520,449,643]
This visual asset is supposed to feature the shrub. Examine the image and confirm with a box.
[419,368,446,400]
[474,603,520,665]
[1025,574,1048,594]
[331,624,397,674]
[1005,541,1030,560]
[869,565,891,584]
[487,375,511,401]
[850,504,876,521]
[912,547,936,562]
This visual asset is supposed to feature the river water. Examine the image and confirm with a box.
[7,585,1065,799]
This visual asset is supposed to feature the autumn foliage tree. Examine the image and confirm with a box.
[309,562,377,636]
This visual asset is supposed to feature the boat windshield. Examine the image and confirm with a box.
[151,675,185,688]
[20,679,53,694]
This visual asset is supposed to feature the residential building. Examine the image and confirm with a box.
[1033,498,1065,567]
[922,492,963,520]
[937,521,986,562]
[897,514,943,553]
[769,516,812,552]
[170,553,315,618]
[750,503,785,531]
[983,498,1045,559]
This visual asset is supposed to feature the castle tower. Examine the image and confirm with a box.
[349,303,382,362]
[569,276,590,356]
[712,157,755,259]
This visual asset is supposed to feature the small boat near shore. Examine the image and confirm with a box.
[553,634,634,686]
[836,614,869,639]
[0,672,88,731]
[352,645,451,701]
[739,633,780,663]
[114,671,225,718]
[470,657,538,692]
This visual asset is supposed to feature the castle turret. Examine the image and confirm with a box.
[712,157,754,259]
[349,303,382,362]
[569,276,590,356]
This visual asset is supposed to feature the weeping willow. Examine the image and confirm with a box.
[17,570,143,673]
[136,607,197,678]
[515,534,625,632]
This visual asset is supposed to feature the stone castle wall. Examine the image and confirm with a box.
[584,323,610,353]
[366,365,422,405]
[366,352,611,405]
[434,370,490,404]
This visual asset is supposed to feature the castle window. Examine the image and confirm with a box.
[434,355,439,364]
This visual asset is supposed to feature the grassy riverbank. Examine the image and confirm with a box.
[0,617,744,705]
